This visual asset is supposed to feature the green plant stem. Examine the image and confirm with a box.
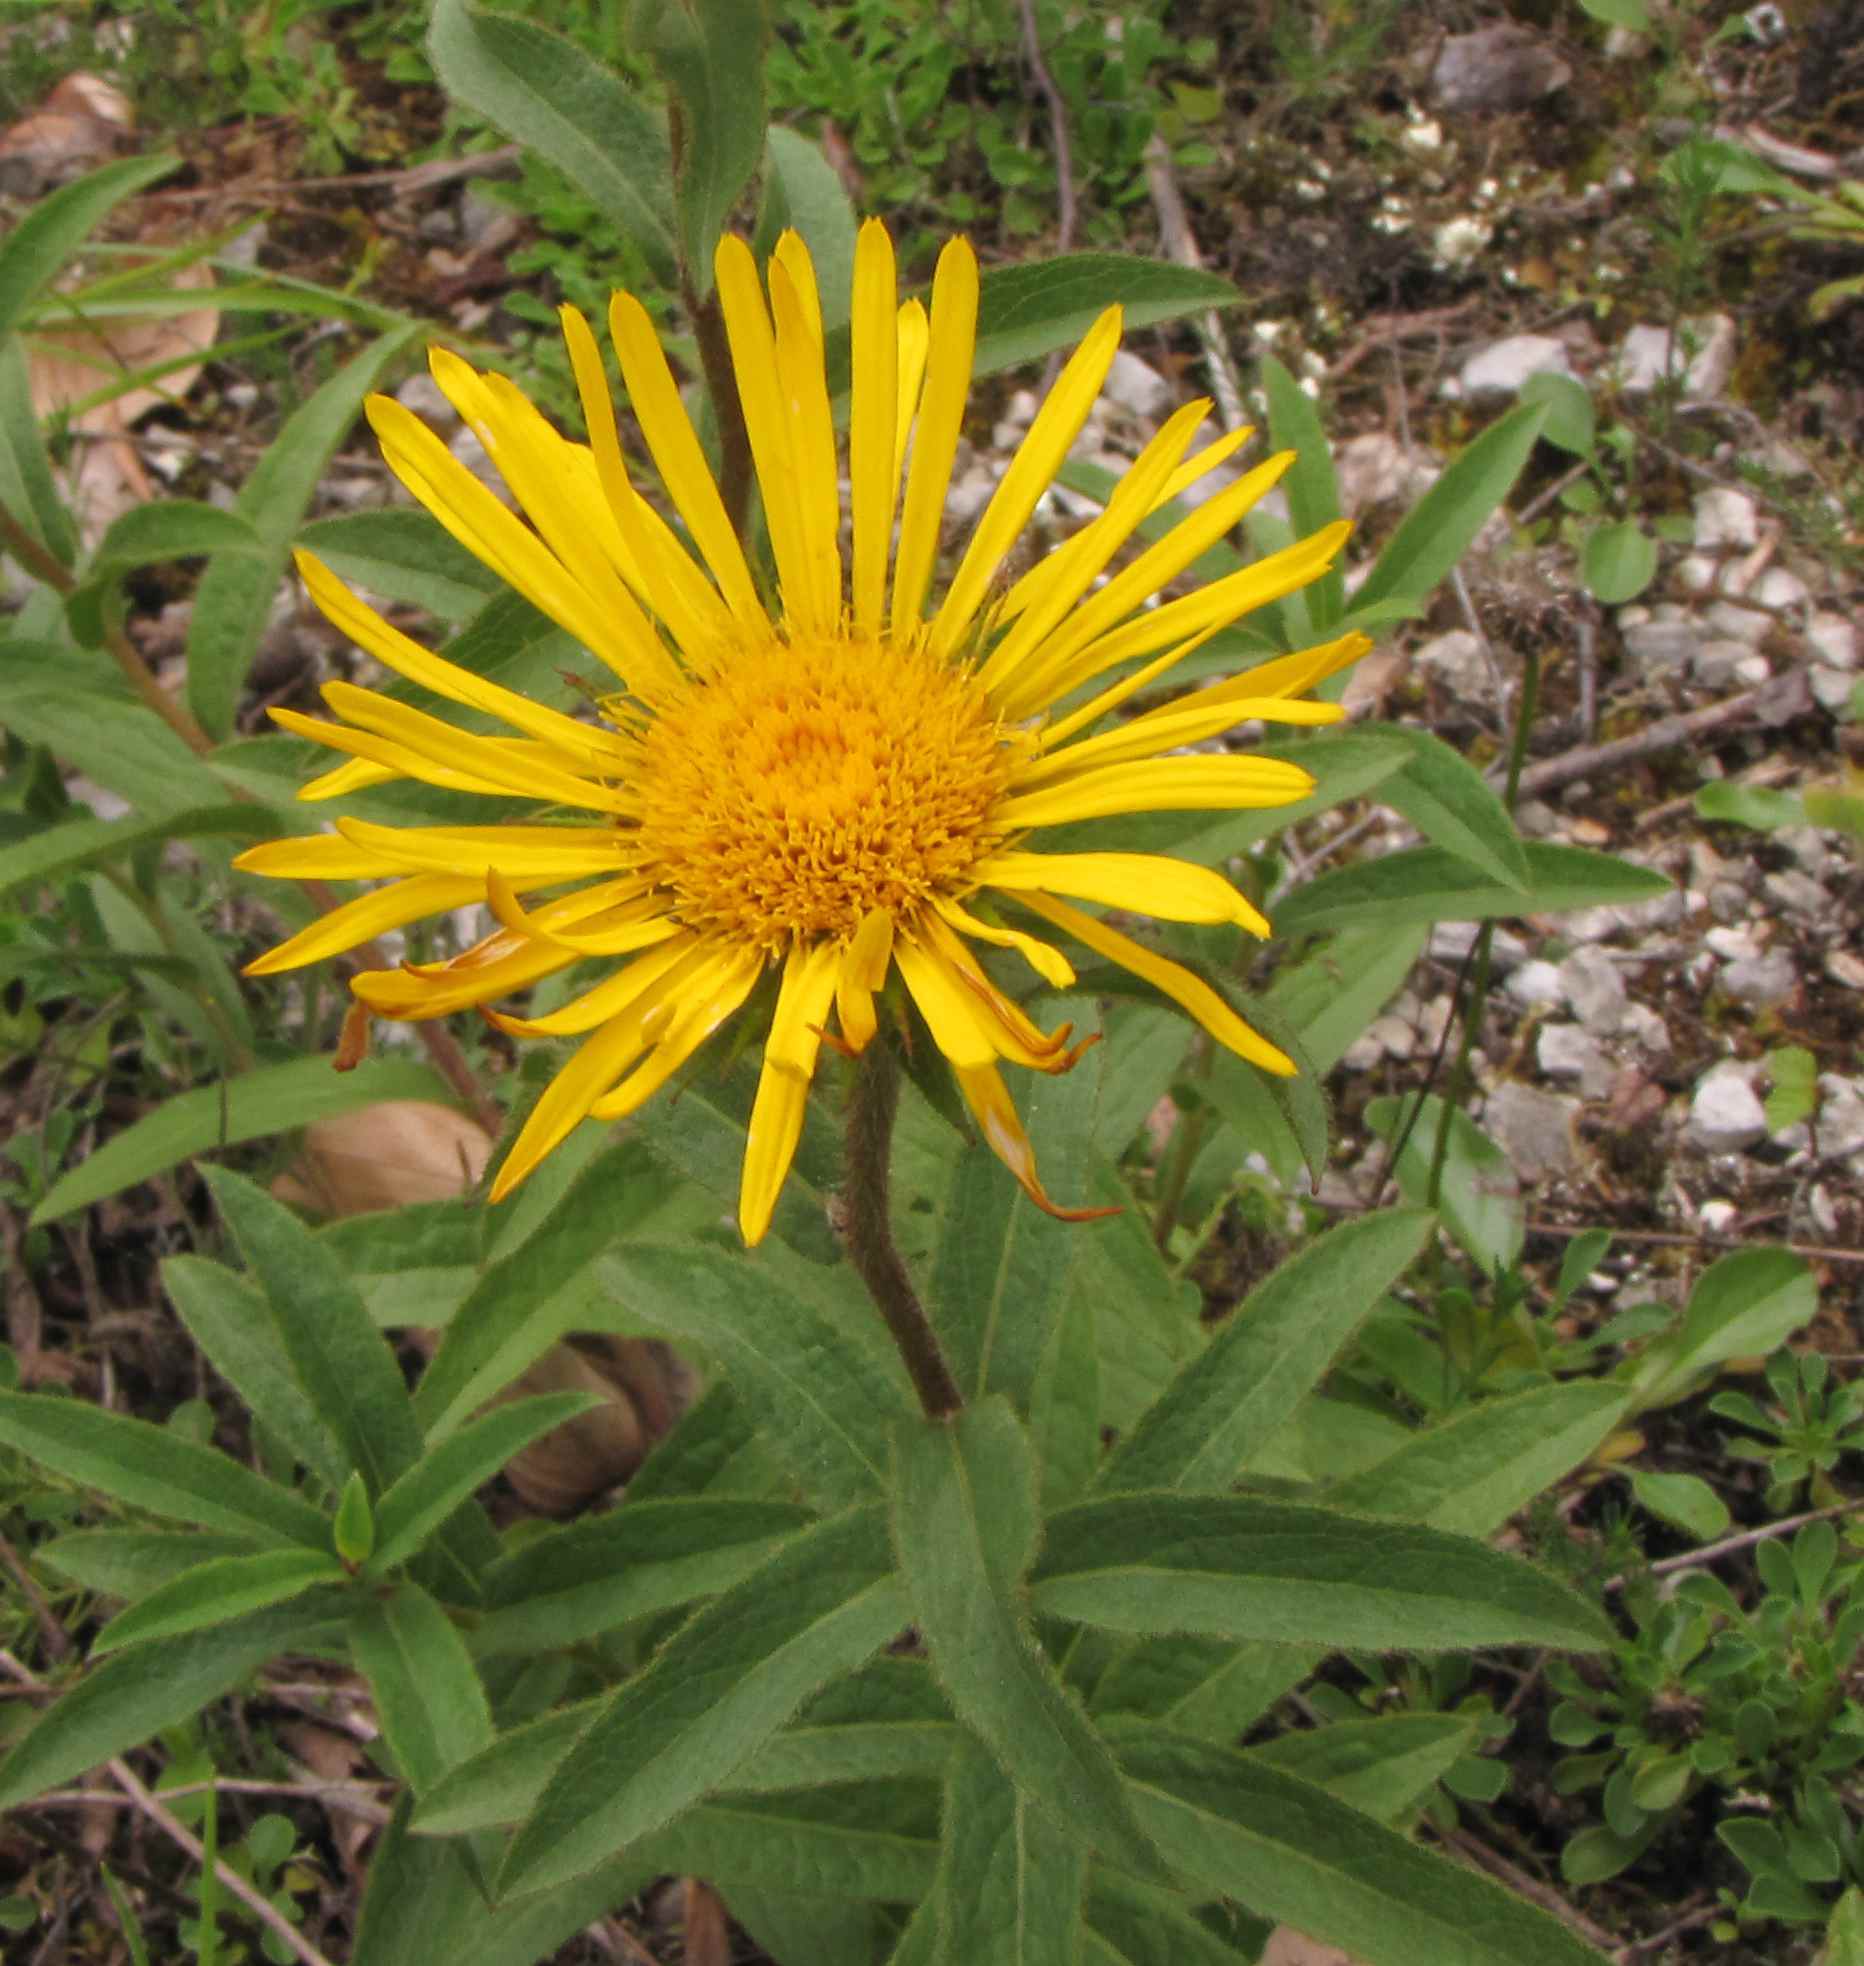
[842,1043,963,1421]
[1424,646,1542,1211]
[689,283,754,544]
[0,498,214,756]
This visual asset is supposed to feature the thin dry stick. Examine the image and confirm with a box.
[29,1778,393,1826]
[1017,0,1077,254]
[1604,1495,1864,1595]
[0,1654,339,1966]
[1526,1217,1864,1268]
[1432,1824,1622,1955]
[1504,672,1811,801]
[0,1532,73,1662]
[105,1756,341,1966]
[1143,134,1248,432]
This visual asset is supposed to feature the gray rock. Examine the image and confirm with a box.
[1560,947,1629,1031]
[1365,1012,1418,1060]
[1537,1023,1615,1098]
[1808,611,1859,669]
[1101,349,1174,421]
[1703,599,1771,647]
[1814,1076,1864,1163]
[396,373,457,426]
[1621,613,1697,672]
[1609,316,1737,400]
[1733,653,1773,687]
[1484,1082,1583,1181]
[1507,960,1565,1009]
[1431,922,1529,969]
[1431,24,1572,110]
[1414,628,1491,695]
[1754,567,1810,613]
[1721,950,1798,1006]
[1694,487,1759,552]
[1689,1065,1768,1153]
[1811,667,1859,713]
[1690,639,1758,690]
[1763,869,1827,916]
[447,425,509,500]
[1336,432,1440,513]
[1460,334,1575,400]
[1621,1002,1672,1055]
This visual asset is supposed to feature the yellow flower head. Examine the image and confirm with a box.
[238,222,1367,1244]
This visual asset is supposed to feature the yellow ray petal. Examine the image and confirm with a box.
[294,550,633,769]
[243,874,485,976]
[1151,423,1255,513]
[991,755,1314,831]
[1009,519,1355,717]
[992,454,1312,716]
[318,682,633,815]
[1020,692,1342,788]
[977,402,1216,691]
[300,754,400,798]
[488,954,700,1201]
[932,894,1075,989]
[740,939,839,1245]
[366,395,653,692]
[333,818,628,880]
[1175,629,1373,709]
[835,906,894,1054]
[914,912,1080,1071]
[928,305,1122,660]
[771,229,824,355]
[768,253,842,634]
[1014,891,1295,1074]
[849,220,900,637]
[271,706,542,803]
[976,849,1271,937]
[890,238,978,636]
[893,299,929,493]
[588,945,764,1120]
[234,832,399,880]
[714,234,817,633]
[892,932,995,1070]
[603,292,762,624]
[952,1061,1121,1223]
[489,933,702,1038]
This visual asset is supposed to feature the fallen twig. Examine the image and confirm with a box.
[1431,1824,1622,1955]
[1143,134,1247,433]
[1016,0,1076,254]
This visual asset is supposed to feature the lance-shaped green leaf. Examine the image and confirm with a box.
[635,0,767,293]
[0,1602,339,1809]
[203,1166,424,1496]
[1366,1096,1522,1278]
[1262,355,1346,632]
[428,0,676,285]
[414,1138,673,1437]
[297,509,502,621]
[606,1240,911,1509]
[369,1393,596,1573]
[91,1548,345,1656]
[1100,1209,1434,1494]
[1271,842,1672,942]
[0,804,275,900]
[0,152,180,340]
[891,1400,1168,1881]
[653,1782,940,1902]
[1250,1714,1480,1823]
[0,336,76,564]
[33,1053,453,1226]
[762,127,858,328]
[1374,725,1531,893]
[35,1529,268,1602]
[934,1733,1089,1966]
[1324,1380,1632,1537]
[350,1583,492,1795]
[1117,1728,1608,1966]
[496,1506,905,1896]
[471,1495,812,1656]
[923,1001,1110,1413]
[413,1698,600,1836]
[163,1257,348,1493]
[354,1798,661,1966]
[727,1888,883,1966]
[1088,1877,1265,1966]
[1030,1495,1608,1653]
[973,256,1237,380]
[1349,401,1547,620]
[1629,1248,1817,1410]
[0,1388,327,1547]
[186,324,420,738]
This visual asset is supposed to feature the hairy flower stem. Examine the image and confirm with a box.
[843,1044,964,1421]
[1425,646,1543,1210]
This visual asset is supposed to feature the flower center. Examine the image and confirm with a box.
[628,634,1013,952]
